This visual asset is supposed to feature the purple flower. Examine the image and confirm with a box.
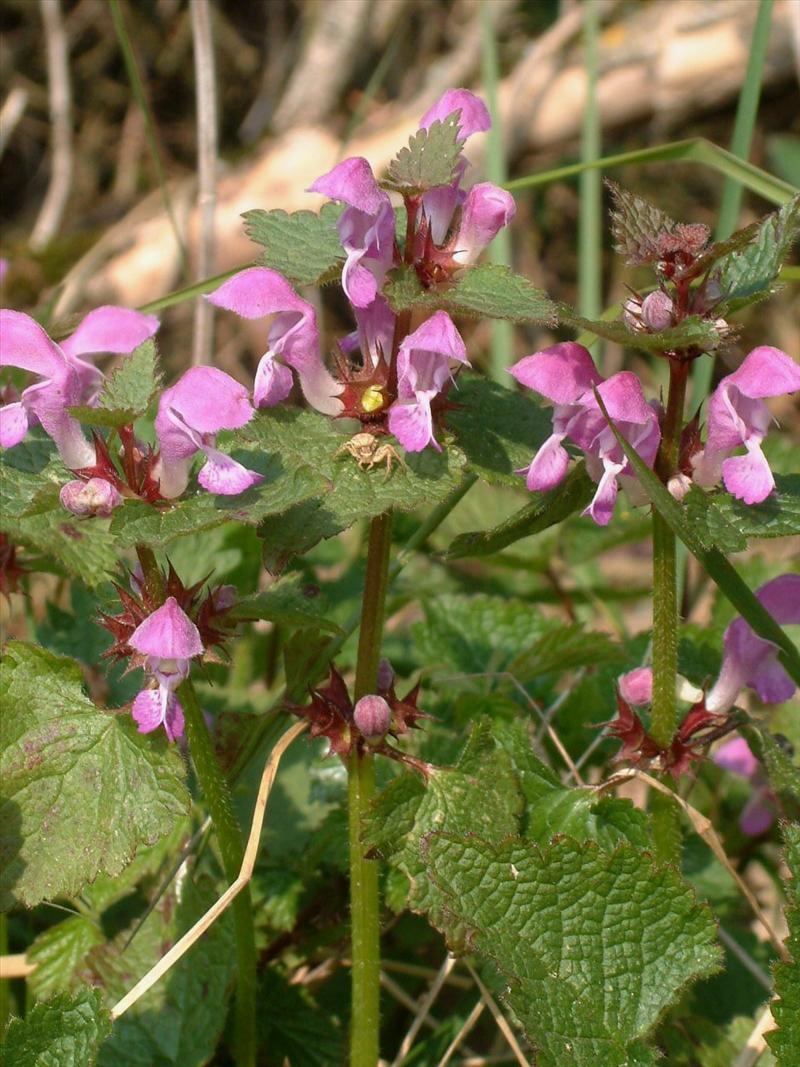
[308,157,396,309]
[207,267,343,415]
[706,574,800,713]
[154,366,262,498]
[387,311,468,452]
[60,477,122,517]
[128,596,203,742]
[339,295,396,374]
[450,182,516,266]
[418,88,491,139]
[0,307,158,468]
[508,342,661,526]
[713,736,776,836]
[695,346,800,505]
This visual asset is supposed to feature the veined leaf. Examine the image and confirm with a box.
[242,202,344,287]
[69,340,161,428]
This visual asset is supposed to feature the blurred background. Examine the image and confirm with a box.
[1,0,798,378]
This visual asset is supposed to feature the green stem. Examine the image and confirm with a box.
[177,679,257,1067]
[135,544,256,1067]
[650,361,688,864]
[349,511,393,1067]
[578,0,602,322]
[650,359,688,748]
[0,913,9,1032]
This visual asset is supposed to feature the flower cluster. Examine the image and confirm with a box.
[603,574,799,776]
[510,341,800,524]
[207,88,513,454]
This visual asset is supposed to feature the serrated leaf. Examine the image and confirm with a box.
[684,486,748,553]
[422,833,721,1067]
[384,112,464,194]
[710,475,800,540]
[446,461,594,558]
[256,971,345,1067]
[2,988,111,1067]
[411,593,555,674]
[237,406,466,569]
[28,917,105,999]
[69,341,161,427]
[508,623,625,681]
[91,878,234,1067]
[766,823,800,1066]
[0,446,119,585]
[561,306,724,352]
[447,375,553,488]
[110,452,326,548]
[231,572,341,633]
[607,180,680,264]
[242,202,345,286]
[0,643,189,910]
[713,194,800,314]
[385,263,557,324]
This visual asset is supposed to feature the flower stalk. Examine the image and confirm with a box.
[349,510,393,1067]
[135,544,257,1067]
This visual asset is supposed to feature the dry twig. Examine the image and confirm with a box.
[31,0,73,251]
[0,86,29,160]
[110,719,307,1020]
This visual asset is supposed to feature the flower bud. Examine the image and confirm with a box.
[376,657,395,692]
[353,694,392,745]
[211,584,237,612]
[640,291,675,332]
[60,477,122,517]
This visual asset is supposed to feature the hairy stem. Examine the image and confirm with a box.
[650,361,688,863]
[135,544,256,1067]
[349,511,393,1067]
[177,679,257,1067]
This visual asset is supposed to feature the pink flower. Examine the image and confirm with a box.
[154,366,262,498]
[713,736,776,836]
[339,296,396,372]
[695,346,800,505]
[449,182,516,266]
[308,157,396,309]
[207,267,343,415]
[418,88,491,139]
[0,307,158,468]
[508,342,661,526]
[618,667,653,706]
[387,311,468,452]
[706,574,800,713]
[128,596,204,742]
[59,477,122,517]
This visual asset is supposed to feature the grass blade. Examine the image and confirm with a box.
[578,0,602,321]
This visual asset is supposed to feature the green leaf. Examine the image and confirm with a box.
[0,643,189,910]
[231,572,341,633]
[385,263,557,324]
[2,989,111,1067]
[91,878,234,1067]
[561,306,724,352]
[710,475,800,541]
[28,917,105,999]
[713,194,800,314]
[256,971,345,1067]
[446,462,594,558]
[593,391,800,689]
[242,202,345,287]
[606,180,680,265]
[766,823,800,1066]
[411,593,554,674]
[421,833,721,1066]
[109,454,326,548]
[238,406,467,569]
[507,623,625,682]
[0,445,119,586]
[684,487,748,554]
[446,375,553,488]
[69,341,161,428]
[383,112,464,194]
[283,627,332,701]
